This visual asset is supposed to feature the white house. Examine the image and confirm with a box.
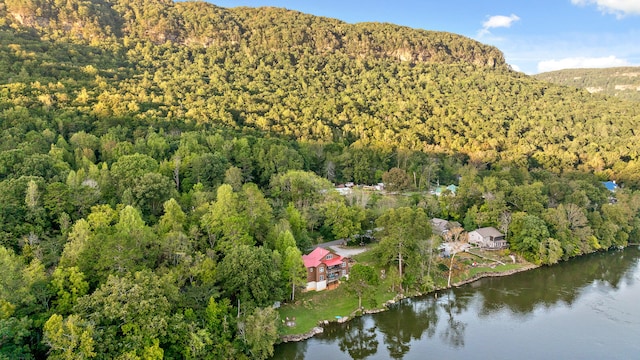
[468,227,507,249]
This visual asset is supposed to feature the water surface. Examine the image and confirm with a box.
[274,247,640,359]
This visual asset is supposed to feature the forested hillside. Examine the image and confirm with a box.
[2,1,640,359]
[535,66,640,102]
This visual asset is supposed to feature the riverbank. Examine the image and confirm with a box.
[451,262,539,287]
[274,247,640,359]
[278,256,536,343]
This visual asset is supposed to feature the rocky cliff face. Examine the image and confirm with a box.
[1,0,505,68]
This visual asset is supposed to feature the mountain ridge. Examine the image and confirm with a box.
[2,0,640,185]
[535,66,640,102]
[0,0,505,67]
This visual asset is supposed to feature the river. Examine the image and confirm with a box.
[273,246,640,359]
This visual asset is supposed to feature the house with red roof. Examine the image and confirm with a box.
[302,247,351,291]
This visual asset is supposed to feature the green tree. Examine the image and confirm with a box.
[43,314,96,360]
[183,152,228,191]
[382,167,411,192]
[129,172,177,218]
[282,245,306,301]
[538,238,563,265]
[322,198,365,240]
[345,263,379,309]
[507,182,546,215]
[109,153,158,195]
[200,184,253,253]
[72,206,160,285]
[203,297,239,359]
[269,170,332,210]
[241,307,279,360]
[50,266,89,315]
[375,207,432,292]
[224,166,244,191]
[0,315,34,359]
[73,270,178,358]
[285,203,310,250]
[240,183,273,245]
[216,245,282,314]
[59,219,92,268]
[509,213,550,263]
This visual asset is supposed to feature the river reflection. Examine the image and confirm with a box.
[273,247,640,359]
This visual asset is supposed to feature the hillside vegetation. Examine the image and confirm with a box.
[1,0,504,66]
[2,1,640,359]
[535,66,640,102]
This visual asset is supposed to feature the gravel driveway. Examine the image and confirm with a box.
[313,240,371,257]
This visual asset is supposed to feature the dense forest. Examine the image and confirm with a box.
[2,0,640,359]
[535,66,640,102]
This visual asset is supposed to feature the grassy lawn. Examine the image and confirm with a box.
[278,243,534,337]
[464,263,525,278]
[450,250,532,283]
[278,278,396,336]
[278,246,396,336]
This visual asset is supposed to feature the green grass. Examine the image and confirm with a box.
[352,247,379,263]
[278,280,396,336]
[278,244,534,337]
[465,263,524,278]
[278,245,397,336]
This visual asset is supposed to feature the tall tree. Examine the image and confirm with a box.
[240,183,273,245]
[215,245,282,314]
[73,270,178,358]
[382,167,411,192]
[200,184,253,253]
[240,307,279,360]
[345,263,379,309]
[282,245,306,301]
[375,207,432,292]
[509,213,550,263]
[444,228,468,288]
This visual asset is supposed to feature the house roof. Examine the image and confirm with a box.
[430,218,449,233]
[324,257,344,266]
[603,181,618,191]
[472,227,503,238]
[302,247,346,268]
[434,184,458,196]
[302,247,329,268]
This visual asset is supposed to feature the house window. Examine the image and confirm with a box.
[326,254,333,260]
[342,270,346,276]
[319,267,324,273]
[341,262,346,268]
[310,268,314,273]
[319,275,325,281]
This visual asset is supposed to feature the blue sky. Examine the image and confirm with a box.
[205,0,640,74]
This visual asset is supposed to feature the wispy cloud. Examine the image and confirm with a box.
[537,55,631,72]
[478,14,520,37]
[571,0,640,17]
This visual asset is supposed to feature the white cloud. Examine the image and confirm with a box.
[571,0,640,17]
[478,14,520,36]
[537,55,631,72]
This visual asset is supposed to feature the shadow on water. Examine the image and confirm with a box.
[273,247,640,359]
[470,246,639,317]
[337,318,378,359]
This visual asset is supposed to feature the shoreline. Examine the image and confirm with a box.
[279,261,538,343]
[280,244,639,343]
[451,263,539,287]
